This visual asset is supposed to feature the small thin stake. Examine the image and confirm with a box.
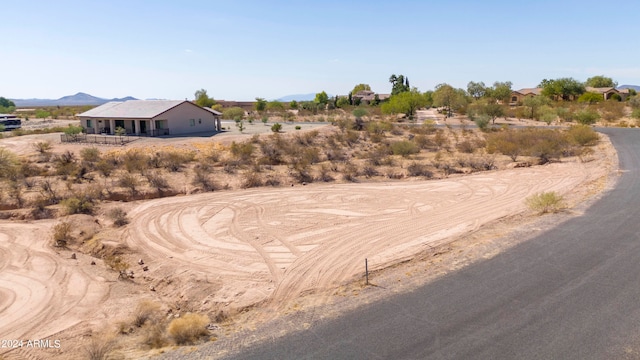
[365,258,369,285]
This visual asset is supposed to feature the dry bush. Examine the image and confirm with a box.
[117,173,140,196]
[361,165,379,178]
[123,150,148,174]
[104,255,130,279]
[108,207,129,227]
[30,196,54,219]
[241,171,263,188]
[96,158,116,179]
[84,337,114,360]
[145,171,171,193]
[192,168,219,191]
[390,140,419,157]
[0,148,18,179]
[53,150,78,177]
[433,130,449,150]
[291,164,314,184]
[578,147,595,163]
[456,140,477,153]
[325,148,347,162]
[52,221,73,247]
[32,140,52,154]
[526,191,564,214]
[317,164,334,182]
[264,175,281,187]
[167,313,210,345]
[259,141,286,165]
[567,125,599,146]
[407,162,433,178]
[144,322,169,349]
[133,300,161,327]
[230,141,255,164]
[341,162,359,182]
[161,150,196,172]
[413,134,433,150]
[80,147,101,163]
[60,194,94,215]
[409,121,437,135]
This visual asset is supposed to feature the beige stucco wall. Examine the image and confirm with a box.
[155,103,217,135]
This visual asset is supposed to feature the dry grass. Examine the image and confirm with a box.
[167,313,210,345]
[526,191,565,214]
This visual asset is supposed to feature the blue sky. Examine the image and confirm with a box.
[3,0,640,101]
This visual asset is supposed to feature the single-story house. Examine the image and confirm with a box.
[510,88,542,105]
[585,87,630,101]
[352,90,391,104]
[78,100,222,136]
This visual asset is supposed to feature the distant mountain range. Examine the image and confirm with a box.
[275,93,334,102]
[618,85,640,92]
[10,92,137,107]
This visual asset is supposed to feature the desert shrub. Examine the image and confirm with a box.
[361,165,379,178]
[567,125,599,146]
[53,150,78,176]
[167,313,210,345]
[264,176,281,187]
[413,134,433,149]
[407,162,433,178]
[161,150,196,172]
[80,147,101,163]
[192,168,218,191]
[118,173,140,196]
[366,121,393,135]
[30,196,54,219]
[456,140,477,153]
[632,109,640,120]
[317,164,334,182]
[325,148,347,162]
[32,141,52,154]
[390,140,419,157]
[241,171,263,188]
[145,172,171,192]
[104,255,130,279]
[433,130,449,150]
[108,207,129,227]
[271,123,282,133]
[230,141,255,164]
[291,164,314,184]
[52,221,73,247]
[96,158,116,179]
[473,114,490,131]
[598,100,625,121]
[144,322,169,349]
[526,191,564,214]
[84,337,114,360]
[575,109,600,125]
[60,195,94,215]
[133,300,161,327]
[341,162,359,182]
[0,148,18,179]
[123,150,148,174]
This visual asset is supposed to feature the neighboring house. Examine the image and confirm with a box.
[78,100,222,136]
[510,88,542,105]
[351,90,391,104]
[585,87,630,101]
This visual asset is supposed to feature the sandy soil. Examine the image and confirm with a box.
[0,122,617,359]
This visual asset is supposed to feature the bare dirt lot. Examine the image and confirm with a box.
[0,118,617,359]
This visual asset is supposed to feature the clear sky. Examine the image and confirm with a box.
[3,0,640,101]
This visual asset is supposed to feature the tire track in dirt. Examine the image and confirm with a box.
[0,222,111,357]
[122,154,610,319]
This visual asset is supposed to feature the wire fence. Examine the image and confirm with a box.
[60,133,139,145]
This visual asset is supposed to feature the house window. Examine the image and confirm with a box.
[198,119,202,124]
[86,119,92,128]
[189,119,195,126]
[511,96,517,102]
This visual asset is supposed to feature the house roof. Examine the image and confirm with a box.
[78,100,210,119]
[513,88,542,96]
[585,87,618,94]
[202,107,222,116]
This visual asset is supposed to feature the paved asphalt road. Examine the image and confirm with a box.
[179,128,640,360]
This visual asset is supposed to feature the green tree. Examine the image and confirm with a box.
[351,84,371,94]
[381,89,430,120]
[255,98,267,112]
[0,97,15,108]
[433,84,468,117]
[267,101,285,112]
[223,107,245,121]
[488,81,513,103]
[539,78,585,101]
[336,97,350,108]
[577,92,603,104]
[194,89,216,108]
[467,81,487,100]
[314,91,329,105]
[289,100,298,109]
[585,75,617,88]
[523,95,551,119]
[484,102,504,124]
[389,74,410,95]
